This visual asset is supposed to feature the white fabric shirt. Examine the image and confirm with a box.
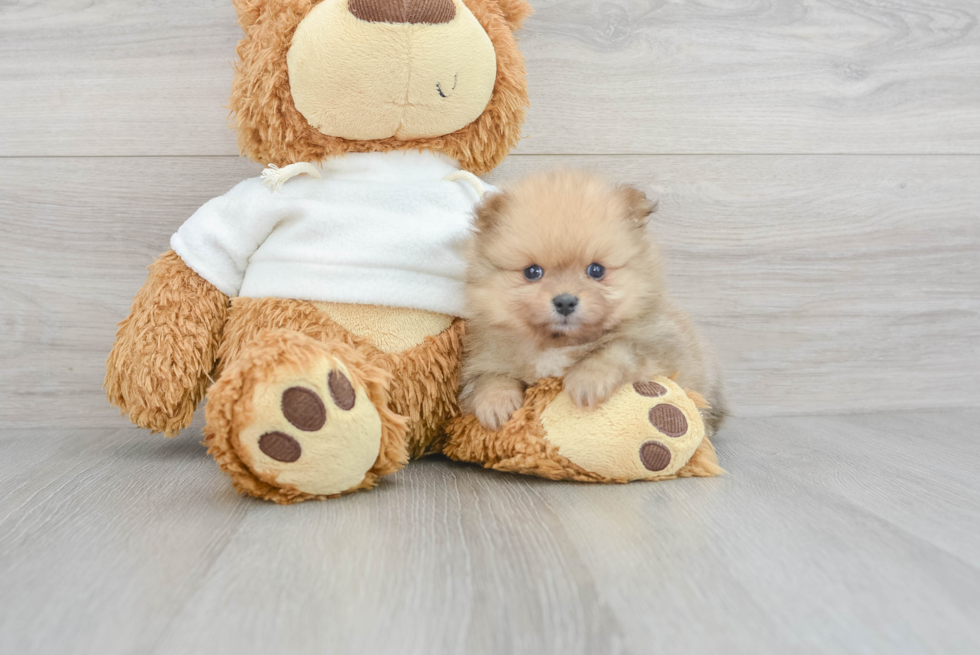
[170,151,490,317]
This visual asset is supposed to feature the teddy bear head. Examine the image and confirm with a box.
[230,0,532,174]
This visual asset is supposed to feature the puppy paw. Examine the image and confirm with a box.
[474,387,524,431]
[563,365,621,410]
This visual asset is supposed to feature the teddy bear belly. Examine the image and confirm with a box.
[314,301,455,354]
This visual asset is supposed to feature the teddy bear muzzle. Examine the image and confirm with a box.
[287,0,498,141]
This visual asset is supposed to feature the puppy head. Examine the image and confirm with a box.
[467,169,663,347]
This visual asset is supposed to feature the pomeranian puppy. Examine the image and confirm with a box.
[460,169,726,434]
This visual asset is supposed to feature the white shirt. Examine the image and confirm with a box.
[170,151,489,317]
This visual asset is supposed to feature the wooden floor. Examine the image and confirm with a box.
[1,410,978,654]
[2,0,979,652]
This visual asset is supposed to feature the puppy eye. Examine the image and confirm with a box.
[523,264,544,281]
[587,263,606,280]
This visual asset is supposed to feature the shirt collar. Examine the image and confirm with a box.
[317,150,462,181]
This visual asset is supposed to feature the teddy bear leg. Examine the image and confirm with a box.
[444,376,722,483]
[204,329,408,504]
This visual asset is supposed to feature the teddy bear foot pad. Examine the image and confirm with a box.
[235,358,382,496]
[205,331,408,501]
[539,376,705,480]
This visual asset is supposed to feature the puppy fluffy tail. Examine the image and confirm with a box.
[702,386,728,436]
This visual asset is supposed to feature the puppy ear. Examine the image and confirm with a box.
[619,185,658,227]
[474,191,510,233]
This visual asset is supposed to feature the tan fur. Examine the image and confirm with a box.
[105,250,229,437]
[318,302,454,353]
[215,297,361,378]
[104,1,659,501]
[461,170,727,433]
[445,377,723,481]
[492,0,533,28]
[203,298,465,503]
[288,0,498,142]
[229,0,530,174]
[216,297,464,458]
[539,374,710,479]
[377,318,466,458]
[205,330,408,504]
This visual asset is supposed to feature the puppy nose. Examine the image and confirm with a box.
[552,294,579,317]
[348,0,456,24]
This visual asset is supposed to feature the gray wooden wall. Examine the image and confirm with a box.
[1,0,978,428]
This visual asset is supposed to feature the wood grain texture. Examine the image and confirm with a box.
[2,0,979,156]
[1,155,976,427]
[1,412,978,654]
[2,1,977,653]
[0,428,249,654]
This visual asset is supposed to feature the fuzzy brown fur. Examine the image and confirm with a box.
[105,0,532,500]
[445,377,723,481]
[107,267,465,503]
[461,170,727,433]
[216,297,465,459]
[105,251,229,437]
[205,329,409,504]
[229,0,530,174]
[377,318,465,458]
[110,1,729,500]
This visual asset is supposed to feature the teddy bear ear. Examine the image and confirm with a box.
[618,185,659,227]
[493,0,533,30]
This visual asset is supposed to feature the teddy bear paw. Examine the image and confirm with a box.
[234,357,385,497]
[539,375,706,480]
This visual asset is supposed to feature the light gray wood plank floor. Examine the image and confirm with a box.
[1,411,978,655]
[3,0,979,653]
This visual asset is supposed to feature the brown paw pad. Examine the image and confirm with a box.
[633,381,667,397]
[538,374,704,481]
[328,370,356,411]
[281,387,326,432]
[259,431,302,463]
[639,441,671,471]
[649,403,687,437]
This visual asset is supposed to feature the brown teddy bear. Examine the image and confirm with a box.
[106,0,721,504]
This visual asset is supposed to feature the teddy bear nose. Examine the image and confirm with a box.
[348,0,456,24]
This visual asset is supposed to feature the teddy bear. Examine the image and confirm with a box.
[105,0,722,503]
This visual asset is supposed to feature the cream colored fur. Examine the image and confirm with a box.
[461,170,727,432]
[236,358,383,495]
[316,302,455,353]
[288,0,497,141]
[539,375,704,479]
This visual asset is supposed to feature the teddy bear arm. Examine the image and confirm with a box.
[105,250,229,436]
